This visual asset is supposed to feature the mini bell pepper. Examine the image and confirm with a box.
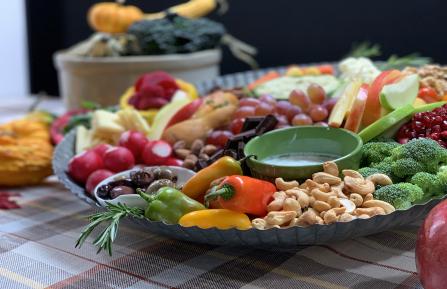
[179,209,252,230]
[138,187,205,224]
[205,175,276,217]
[182,156,243,201]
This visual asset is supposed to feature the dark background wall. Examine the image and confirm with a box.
[26,0,446,96]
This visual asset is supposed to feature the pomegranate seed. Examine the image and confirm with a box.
[441,131,447,139]
[431,133,440,140]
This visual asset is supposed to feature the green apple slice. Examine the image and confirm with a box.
[358,104,415,143]
[379,74,419,111]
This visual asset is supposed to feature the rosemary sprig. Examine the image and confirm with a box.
[346,41,432,69]
[346,41,382,58]
[379,53,432,70]
[75,202,145,256]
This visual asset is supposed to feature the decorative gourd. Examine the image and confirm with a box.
[88,1,144,34]
[0,119,53,186]
[87,0,220,34]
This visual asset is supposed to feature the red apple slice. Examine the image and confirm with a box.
[344,84,368,133]
[362,70,402,126]
[165,98,203,129]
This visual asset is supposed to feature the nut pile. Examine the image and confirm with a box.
[252,162,396,229]
[173,139,217,171]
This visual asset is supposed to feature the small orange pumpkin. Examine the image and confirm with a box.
[88,1,144,34]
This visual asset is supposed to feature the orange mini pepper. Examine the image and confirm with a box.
[205,175,276,217]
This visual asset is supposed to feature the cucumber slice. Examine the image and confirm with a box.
[358,104,415,143]
[379,74,419,110]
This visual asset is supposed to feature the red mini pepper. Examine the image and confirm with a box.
[205,175,276,217]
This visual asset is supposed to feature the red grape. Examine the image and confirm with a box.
[289,89,311,111]
[308,105,329,122]
[259,94,277,105]
[234,106,256,119]
[255,102,275,116]
[239,98,261,107]
[230,118,245,134]
[307,83,326,104]
[323,98,338,113]
[275,101,293,116]
[206,130,233,148]
[275,114,289,126]
[314,121,329,127]
[285,105,302,122]
[292,114,313,126]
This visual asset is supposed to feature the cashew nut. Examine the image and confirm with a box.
[362,200,395,214]
[342,169,364,179]
[311,188,336,202]
[364,193,374,202]
[354,207,386,217]
[327,196,341,208]
[304,179,330,192]
[323,161,339,177]
[295,209,318,227]
[313,200,332,212]
[309,196,316,207]
[323,209,338,224]
[286,189,309,208]
[252,218,267,230]
[265,211,297,226]
[366,174,393,186]
[349,193,364,207]
[332,186,348,199]
[312,172,342,185]
[283,198,302,215]
[358,214,371,219]
[275,178,299,191]
[339,198,356,213]
[267,191,287,212]
[315,216,324,224]
[339,213,356,222]
[344,176,375,195]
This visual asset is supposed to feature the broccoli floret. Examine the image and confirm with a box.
[361,141,400,167]
[435,167,447,196]
[410,172,440,198]
[390,138,447,174]
[374,183,424,210]
[358,167,381,178]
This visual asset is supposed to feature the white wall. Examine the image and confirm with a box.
[0,0,28,100]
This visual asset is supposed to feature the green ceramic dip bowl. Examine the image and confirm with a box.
[244,126,363,181]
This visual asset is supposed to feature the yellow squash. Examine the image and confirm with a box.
[88,2,144,34]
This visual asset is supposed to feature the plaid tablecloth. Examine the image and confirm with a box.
[0,98,423,289]
[0,177,423,289]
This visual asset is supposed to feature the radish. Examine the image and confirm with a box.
[142,141,173,165]
[103,147,135,172]
[68,150,104,184]
[85,169,114,195]
[118,131,148,162]
[164,158,183,167]
[92,144,112,159]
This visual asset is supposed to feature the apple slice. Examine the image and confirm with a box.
[165,98,203,129]
[362,70,402,126]
[328,80,361,128]
[358,104,414,143]
[344,84,368,133]
[148,91,191,140]
[380,74,419,110]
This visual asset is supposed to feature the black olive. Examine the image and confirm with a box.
[96,184,111,199]
[130,170,154,188]
[110,186,135,199]
[152,168,177,182]
[107,178,134,188]
[145,179,176,194]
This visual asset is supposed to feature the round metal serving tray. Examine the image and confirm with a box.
[53,67,446,247]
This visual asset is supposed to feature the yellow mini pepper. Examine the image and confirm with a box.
[179,209,252,230]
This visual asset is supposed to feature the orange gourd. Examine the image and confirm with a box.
[0,119,53,186]
[88,1,144,34]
